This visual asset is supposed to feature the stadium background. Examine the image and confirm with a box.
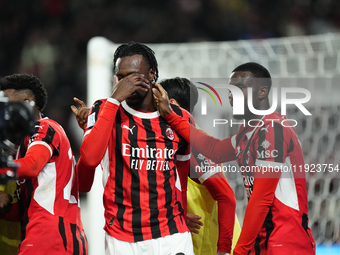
[1,0,339,254]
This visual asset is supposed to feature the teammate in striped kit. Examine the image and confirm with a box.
[77,42,194,255]
[153,62,315,255]
[1,74,87,255]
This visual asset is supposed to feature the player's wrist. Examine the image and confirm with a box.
[107,97,121,105]
[162,106,173,117]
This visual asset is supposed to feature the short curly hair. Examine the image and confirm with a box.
[2,74,48,111]
[113,41,159,82]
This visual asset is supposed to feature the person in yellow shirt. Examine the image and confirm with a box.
[0,181,21,255]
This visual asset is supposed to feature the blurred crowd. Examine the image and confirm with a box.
[1,0,340,156]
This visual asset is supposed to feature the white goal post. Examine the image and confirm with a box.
[85,33,340,254]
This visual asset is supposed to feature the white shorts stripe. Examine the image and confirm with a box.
[105,232,194,255]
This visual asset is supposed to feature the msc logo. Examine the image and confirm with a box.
[257,140,279,158]
[257,150,279,159]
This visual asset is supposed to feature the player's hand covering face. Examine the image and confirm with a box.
[152,82,173,117]
[114,55,153,105]
[111,73,150,103]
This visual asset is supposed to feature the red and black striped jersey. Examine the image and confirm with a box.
[15,118,87,255]
[84,99,190,242]
[231,111,315,254]
[162,111,315,255]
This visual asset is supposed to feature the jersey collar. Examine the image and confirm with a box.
[121,101,160,119]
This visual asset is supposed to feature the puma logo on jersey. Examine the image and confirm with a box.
[123,125,136,135]
[260,126,269,132]
[235,146,242,157]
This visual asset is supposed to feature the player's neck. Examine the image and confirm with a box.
[127,93,157,112]
[245,100,271,121]
[35,108,42,121]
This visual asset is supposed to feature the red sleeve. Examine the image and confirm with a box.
[80,99,120,168]
[164,112,236,163]
[203,174,236,254]
[14,144,51,179]
[233,176,280,255]
[76,156,96,193]
[77,99,120,192]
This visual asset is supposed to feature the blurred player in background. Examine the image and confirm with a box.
[160,77,240,255]
[0,74,87,255]
[76,42,194,255]
[152,62,315,255]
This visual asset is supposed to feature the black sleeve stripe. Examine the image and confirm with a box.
[264,208,274,249]
[288,138,294,154]
[70,223,79,255]
[274,122,284,163]
[254,234,261,255]
[87,100,103,130]
[42,125,59,157]
[171,104,183,117]
[91,100,103,121]
[58,217,67,251]
[77,227,87,255]
[42,125,55,145]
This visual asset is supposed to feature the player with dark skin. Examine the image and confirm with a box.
[113,55,155,109]
[76,64,152,177]
[71,56,153,130]
[152,63,315,255]
[76,42,196,255]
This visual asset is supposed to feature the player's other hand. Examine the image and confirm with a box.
[111,74,150,102]
[71,97,90,130]
[186,213,203,234]
[0,190,12,214]
[152,82,172,117]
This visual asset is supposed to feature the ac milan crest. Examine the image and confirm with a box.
[165,127,175,140]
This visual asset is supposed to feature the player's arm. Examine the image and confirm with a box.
[233,176,280,255]
[76,98,121,192]
[204,175,236,254]
[78,74,150,190]
[234,122,285,254]
[80,73,150,168]
[201,171,236,254]
[153,82,235,163]
[14,144,51,179]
